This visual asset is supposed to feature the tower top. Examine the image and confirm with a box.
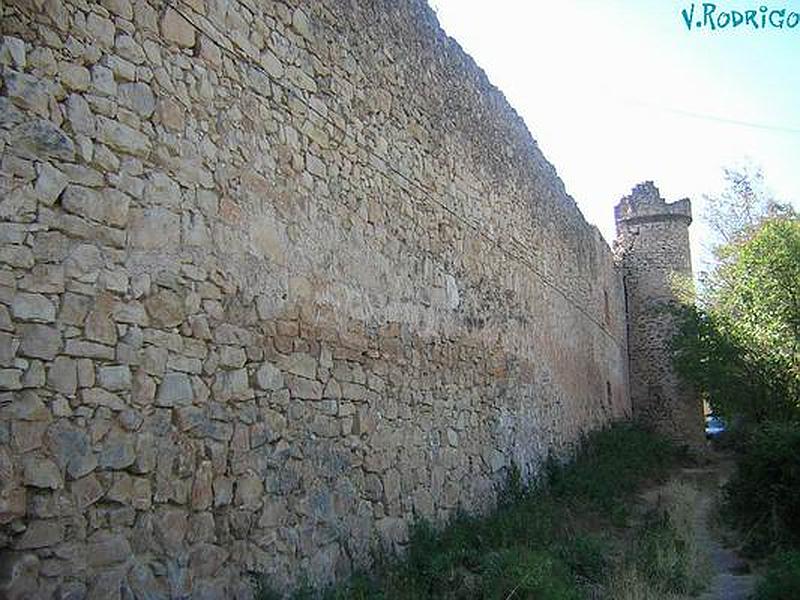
[614,181,692,233]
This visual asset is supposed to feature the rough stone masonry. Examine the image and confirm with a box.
[614,182,704,449]
[0,0,695,597]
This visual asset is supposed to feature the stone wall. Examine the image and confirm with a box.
[614,182,703,447]
[0,0,630,597]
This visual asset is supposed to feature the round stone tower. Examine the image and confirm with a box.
[614,182,704,447]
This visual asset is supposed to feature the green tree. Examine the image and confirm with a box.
[710,218,800,377]
[673,306,796,424]
[674,167,800,423]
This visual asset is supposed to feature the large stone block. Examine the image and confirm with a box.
[19,324,61,360]
[15,520,63,550]
[276,352,317,380]
[98,365,132,391]
[10,120,74,161]
[255,362,283,391]
[212,369,251,402]
[4,70,49,116]
[96,116,150,157]
[156,372,193,406]
[286,375,322,400]
[118,82,155,117]
[47,357,77,395]
[0,551,40,600]
[12,293,56,322]
[128,207,180,250]
[47,421,96,479]
[161,8,195,47]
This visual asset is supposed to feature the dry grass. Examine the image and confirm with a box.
[605,479,712,600]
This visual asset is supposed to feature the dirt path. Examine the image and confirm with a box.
[681,458,759,600]
[634,453,758,599]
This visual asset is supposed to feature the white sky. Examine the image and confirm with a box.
[428,0,800,274]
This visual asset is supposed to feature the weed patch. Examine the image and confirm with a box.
[255,424,691,599]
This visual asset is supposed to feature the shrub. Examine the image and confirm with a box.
[671,216,800,427]
[672,306,797,425]
[756,551,800,600]
[555,533,608,583]
[725,420,800,553]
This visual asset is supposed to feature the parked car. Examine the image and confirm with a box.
[705,414,726,440]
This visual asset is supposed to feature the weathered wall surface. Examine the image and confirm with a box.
[0,0,630,597]
[614,182,703,447]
